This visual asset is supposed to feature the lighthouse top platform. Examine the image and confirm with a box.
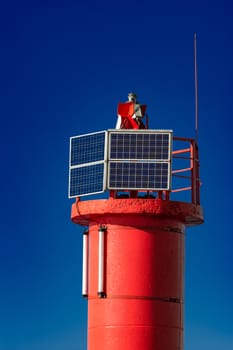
[69,94,204,223]
[71,197,204,228]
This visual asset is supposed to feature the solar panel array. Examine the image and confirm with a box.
[69,130,172,197]
[69,131,106,198]
[108,131,171,191]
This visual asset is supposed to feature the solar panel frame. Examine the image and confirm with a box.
[69,130,107,167]
[107,129,173,191]
[108,161,171,190]
[68,131,107,198]
[69,162,107,198]
[108,129,172,162]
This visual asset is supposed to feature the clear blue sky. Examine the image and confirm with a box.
[0,1,232,349]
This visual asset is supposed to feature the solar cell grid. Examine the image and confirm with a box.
[70,131,106,166]
[109,132,170,160]
[108,161,169,190]
[69,163,105,197]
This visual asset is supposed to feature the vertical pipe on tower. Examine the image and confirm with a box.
[82,230,89,297]
[98,226,106,298]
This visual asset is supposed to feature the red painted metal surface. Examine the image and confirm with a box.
[71,198,203,350]
[117,101,147,129]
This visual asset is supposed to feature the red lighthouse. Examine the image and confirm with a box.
[69,93,204,350]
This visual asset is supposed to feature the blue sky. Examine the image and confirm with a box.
[0,0,232,349]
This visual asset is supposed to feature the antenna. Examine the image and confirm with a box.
[194,33,199,143]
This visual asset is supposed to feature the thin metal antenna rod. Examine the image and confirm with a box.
[194,33,199,143]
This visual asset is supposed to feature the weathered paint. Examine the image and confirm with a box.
[71,198,204,227]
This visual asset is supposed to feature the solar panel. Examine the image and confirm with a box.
[70,131,106,166]
[108,162,170,190]
[69,131,107,198]
[69,163,106,198]
[109,131,171,161]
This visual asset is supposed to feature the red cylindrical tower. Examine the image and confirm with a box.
[69,93,204,349]
[71,198,204,350]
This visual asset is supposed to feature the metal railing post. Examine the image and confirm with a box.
[190,141,196,204]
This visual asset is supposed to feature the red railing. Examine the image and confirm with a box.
[171,137,200,205]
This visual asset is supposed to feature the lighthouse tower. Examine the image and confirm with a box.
[69,93,204,350]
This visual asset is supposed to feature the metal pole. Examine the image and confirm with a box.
[98,226,107,298]
[82,230,89,297]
